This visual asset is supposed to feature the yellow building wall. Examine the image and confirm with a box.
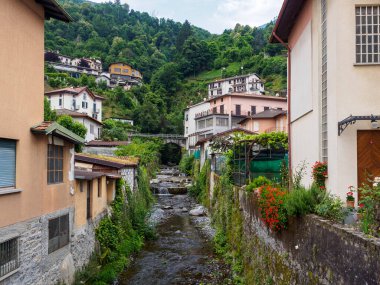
[109,63,142,79]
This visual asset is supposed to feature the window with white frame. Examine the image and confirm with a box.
[356,6,380,64]
[0,237,19,278]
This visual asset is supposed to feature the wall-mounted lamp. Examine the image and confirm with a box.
[371,119,379,129]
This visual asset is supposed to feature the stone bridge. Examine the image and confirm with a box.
[128,133,186,147]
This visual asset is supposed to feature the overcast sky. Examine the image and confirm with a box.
[89,0,282,34]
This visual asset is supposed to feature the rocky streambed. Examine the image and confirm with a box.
[117,167,231,285]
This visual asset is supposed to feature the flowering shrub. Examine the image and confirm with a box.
[257,185,288,232]
[312,161,328,189]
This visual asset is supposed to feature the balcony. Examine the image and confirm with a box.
[195,109,253,119]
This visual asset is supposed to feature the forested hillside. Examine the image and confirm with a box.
[45,0,287,134]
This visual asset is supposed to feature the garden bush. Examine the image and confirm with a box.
[246,176,272,192]
[179,153,195,176]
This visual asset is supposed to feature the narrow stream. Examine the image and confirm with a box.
[117,167,231,285]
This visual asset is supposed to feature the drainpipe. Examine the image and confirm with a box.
[272,31,292,186]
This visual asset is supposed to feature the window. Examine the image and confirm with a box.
[93,102,97,112]
[356,6,380,64]
[213,107,217,114]
[206,118,213,127]
[98,178,102,197]
[264,106,270,111]
[80,181,84,192]
[90,124,94,135]
[59,95,62,107]
[277,108,283,110]
[216,117,228,126]
[114,68,121,72]
[253,121,260,132]
[48,214,69,254]
[123,69,129,73]
[221,98,223,102]
[197,120,206,130]
[210,91,213,96]
[185,114,188,121]
[220,105,224,114]
[47,145,63,184]
[0,139,16,189]
[0,237,19,278]
[186,127,188,134]
[82,102,88,109]
[251,106,256,115]
[83,93,87,100]
[235,105,241,115]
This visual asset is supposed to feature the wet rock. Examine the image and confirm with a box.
[168,186,187,195]
[189,206,207,216]
[175,230,181,234]
[181,208,189,212]
[150,179,160,184]
[162,205,173,210]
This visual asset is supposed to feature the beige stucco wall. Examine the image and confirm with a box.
[0,0,77,228]
[288,0,380,201]
[74,177,111,228]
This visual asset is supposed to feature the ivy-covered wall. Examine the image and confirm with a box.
[239,189,380,285]
[208,170,380,285]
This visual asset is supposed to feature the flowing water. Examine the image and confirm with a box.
[117,167,231,285]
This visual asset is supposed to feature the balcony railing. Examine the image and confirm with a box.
[195,109,253,119]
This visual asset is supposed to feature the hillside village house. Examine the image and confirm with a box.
[194,93,287,138]
[184,100,211,152]
[109,62,143,82]
[208,73,265,98]
[44,51,102,77]
[56,109,102,142]
[238,109,288,133]
[0,1,95,284]
[271,0,380,201]
[45,86,104,121]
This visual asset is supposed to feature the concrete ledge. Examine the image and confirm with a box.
[0,188,22,195]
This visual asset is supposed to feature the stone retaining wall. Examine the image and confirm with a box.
[238,190,380,285]
[0,208,106,285]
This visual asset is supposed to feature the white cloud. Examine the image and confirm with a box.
[87,0,283,34]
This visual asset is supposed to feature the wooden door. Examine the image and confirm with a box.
[357,131,380,199]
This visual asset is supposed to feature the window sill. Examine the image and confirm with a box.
[353,63,380,66]
[0,268,20,282]
[0,188,22,195]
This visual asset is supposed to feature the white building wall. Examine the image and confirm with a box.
[184,101,210,149]
[72,117,101,142]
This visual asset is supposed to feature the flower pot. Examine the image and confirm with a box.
[346,200,355,208]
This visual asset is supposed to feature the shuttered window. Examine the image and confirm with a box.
[0,139,16,189]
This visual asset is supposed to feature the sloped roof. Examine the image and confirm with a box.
[195,128,256,146]
[45,86,105,100]
[238,109,287,124]
[75,153,139,168]
[74,169,122,180]
[270,0,307,43]
[37,0,72,22]
[31,121,85,144]
[55,109,103,125]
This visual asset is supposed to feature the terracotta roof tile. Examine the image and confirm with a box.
[86,140,130,147]
[75,153,139,168]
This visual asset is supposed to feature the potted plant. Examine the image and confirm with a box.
[312,161,328,189]
[346,187,355,208]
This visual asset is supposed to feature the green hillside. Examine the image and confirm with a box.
[44,0,287,134]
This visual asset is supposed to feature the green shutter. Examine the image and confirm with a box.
[0,139,16,188]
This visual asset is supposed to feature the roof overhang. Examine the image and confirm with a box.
[31,122,85,144]
[36,0,72,22]
[270,0,307,43]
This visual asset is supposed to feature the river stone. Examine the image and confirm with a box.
[182,207,188,212]
[162,205,173,210]
[60,253,75,285]
[189,206,207,216]
[167,187,187,195]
